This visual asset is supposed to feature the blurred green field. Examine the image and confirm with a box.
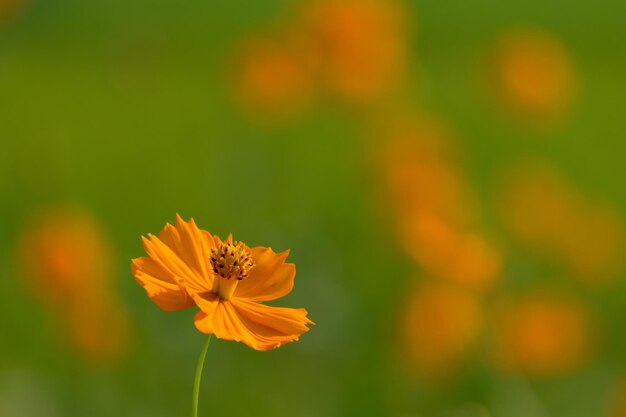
[1,0,625,416]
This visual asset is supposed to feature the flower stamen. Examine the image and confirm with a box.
[210,240,255,300]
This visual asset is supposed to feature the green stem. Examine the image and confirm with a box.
[192,334,212,417]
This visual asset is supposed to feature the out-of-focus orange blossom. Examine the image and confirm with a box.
[500,161,624,286]
[400,282,483,380]
[18,208,112,302]
[403,216,502,292]
[300,0,409,104]
[379,118,474,230]
[229,34,316,121]
[492,293,594,376]
[228,0,411,117]
[65,295,129,362]
[500,162,577,246]
[378,115,502,291]
[609,378,626,417]
[0,0,23,22]
[17,207,129,363]
[560,203,624,284]
[487,29,576,124]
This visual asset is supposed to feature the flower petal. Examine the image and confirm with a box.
[140,215,216,293]
[194,298,313,351]
[162,215,217,282]
[193,293,221,334]
[192,291,221,315]
[234,247,295,302]
[131,256,194,311]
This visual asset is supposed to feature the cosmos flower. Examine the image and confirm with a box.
[492,293,594,376]
[486,28,576,123]
[301,0,409,104]
[229,34,316,122]
[401,282,483,379]
[0,0,24,23]
[403,215,501,291]
[608,377,626,417]
[17,206,129,362]
[131,215,313,351]
[18,208,112,302]
[378,116,502,291]
[500,160,624,285]
[378,118,475,231]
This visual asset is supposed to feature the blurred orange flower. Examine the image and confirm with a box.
[230,34,315,121]
[492,293,594,376]
[19,208,111,301]
[403,216,502,291]
[379,116,502,291]
[487,28,576,123]
[301,0,409,104]
[17,207,129,362]
[65,295,129,362]
[500,162,577,247]
[132,215,313,351]
[609,378,626,417]
[379,118,474,230]
[0,0,23,22]
[561,202,624,283]
[401,282,483,379]
[500,161,624,285]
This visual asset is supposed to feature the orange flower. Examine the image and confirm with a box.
[378,118,475,231]
[301,0,409,103]
[18,208,112,303]
[0,0,24,23]
[400,282,483,379]
[609,377,626,417]
[487,28,576,123]
[500,160,624,285]
[403,215,502,291]
[65,294,129,362]
[492,293,594,376]
[131,215,313,351]
[17,206,129,362]
[378,115,502,291]
[229,34,316,122]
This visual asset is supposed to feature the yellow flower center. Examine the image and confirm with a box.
[210,240,255,300]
